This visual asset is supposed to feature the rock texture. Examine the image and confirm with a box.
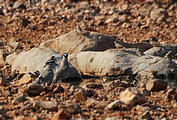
[75,88,87,102]
[9,47,62,74]
[26,83,43,96]
[105,100,122,110]
[7,47,81,83]
[33,100,58,110]
[144,45,177,59]
[119,87,147,106]
[76,49,138,76]
[40,28,116,55]
[146,79,168,91]
[76,49,177,80]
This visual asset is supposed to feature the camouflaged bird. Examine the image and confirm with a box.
[52,53,70,83]
[35,56,56,84]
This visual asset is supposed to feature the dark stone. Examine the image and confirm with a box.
[0,8,4,15]
[21,18,31,27]
[86,84,103,89]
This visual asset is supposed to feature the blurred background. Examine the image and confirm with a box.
[0,0,176,52]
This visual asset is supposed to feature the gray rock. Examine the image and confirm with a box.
[105,16,118,24]
[59,103,81,114]
[13,1,26,10]
[33,100,58,110]
[118,15,127,22]
[39,28,116,68]
[76,49,177,80]
[121,22,130,28]
[146,79,168,92]
[85,98,108,109]
[29,0,38,6]
[144,45,177,59]
[9,47,61,74]
[134,57,177,81]
[8,48,80,83]
[49,0,59,3]
[114,40,153,52]
[105,117,120,120]
[105,100,122,110]
[150,7,168,22]
[40,28,116,55]
[95,15,105,21]
[76,49,137,76]
[6,52,18,65]
[121,4,129,11]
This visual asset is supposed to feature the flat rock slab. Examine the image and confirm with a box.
[7,47,80,80]
[76,49,138,76]
[8,47,62,74]
[144,44,177,59]
[40,29,116,55]
[76,49,177,79]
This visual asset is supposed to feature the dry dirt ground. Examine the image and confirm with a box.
[0,0,177,120]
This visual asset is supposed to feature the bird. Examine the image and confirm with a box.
[35,56,56,84]
[44,56,56,67]
[52,53,70,84]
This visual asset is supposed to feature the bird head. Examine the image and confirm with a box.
[62,53,68,59]
[44,56,56,67]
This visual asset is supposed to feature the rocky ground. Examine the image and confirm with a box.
[0,0,177,120]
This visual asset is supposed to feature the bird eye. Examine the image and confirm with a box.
[51,56,55,59]
[63,53,68,57]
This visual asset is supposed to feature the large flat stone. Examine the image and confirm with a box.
[40,29,116,55]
